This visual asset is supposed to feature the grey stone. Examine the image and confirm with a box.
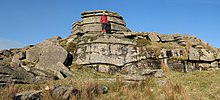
[13,90,42,100]
[158,79,167,86]
[0,56,3,60]
[122,59,161,75]
[98,64,111,73]
[34,40,69,71]
[211,61,218,67]
[0,50,3,55]
[26,36,73,80]
[54,71,65,79]
[158,34,175,42]
[88,34,135,45]
[26,47,41,63]
[102,85,108,94]
[167,59,185,72]
[159,49,168,58]
[12,52,25,60]
[75,35,138,67]
[140,69,157,76]
[72,10,130,34]
[216,52,220,60]
[2,50,11,57]
[173,35,183,40]
[179,41,187,46]
[0,58,11,66]
[0,65,35,86]
[122,63,139,74]
[200,49,215,61]
[188,48,200,61]
[189,39,200,47]
[185,62,197,72]
[147,32,160,42]
[53,86,80,99]
[50,62,74,78]
[10,60,22,67]
[10,52,25,67]
[154,70,166,78]
[3,57,12,62]
[29,68,55,82]
[46,36,62,43]
[81,10,123,19]
[172,48,185,57]
[198,63,210,68]
[82,16,126,26]
[20,65,31,71]
[195,45,203,49]
[30,68,50,76]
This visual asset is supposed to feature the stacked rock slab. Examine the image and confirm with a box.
[68,10,220,74]
[71,10,130,34]
[74,34,139,74]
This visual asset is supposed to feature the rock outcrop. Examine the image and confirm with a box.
[0,37,74,87]
[71,10,130,35]
[26,36,73,79]
[69,10,220,74]
[0,10,220,88]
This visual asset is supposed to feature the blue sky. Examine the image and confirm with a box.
[0,0,220,50]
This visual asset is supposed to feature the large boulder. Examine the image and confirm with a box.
[26,36,73,78]
[26,36,61,63]
[34,43,69,70]
[26,48,41,63]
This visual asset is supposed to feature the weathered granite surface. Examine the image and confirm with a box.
[71,10,130,34]
[70,10,220,74]
[0,10,220,88]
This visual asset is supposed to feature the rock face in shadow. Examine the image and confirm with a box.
[0,64,57,87]
[13,90,42,100]
[0,64,34,87]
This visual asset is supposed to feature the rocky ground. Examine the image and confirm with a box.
[1,63,220,100]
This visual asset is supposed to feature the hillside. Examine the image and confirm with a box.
[0,10,220,100]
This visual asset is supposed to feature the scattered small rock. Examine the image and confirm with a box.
[154,70,166,78]
[53,86,80,100]
[13,90,42,100]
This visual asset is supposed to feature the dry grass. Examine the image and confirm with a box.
[136,38,151,47]
[64,42,79,54]
[160,61,190,100]
[1,64,220,99]
[97,76,157,100]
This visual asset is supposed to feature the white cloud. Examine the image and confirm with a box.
[0,38,27,50]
